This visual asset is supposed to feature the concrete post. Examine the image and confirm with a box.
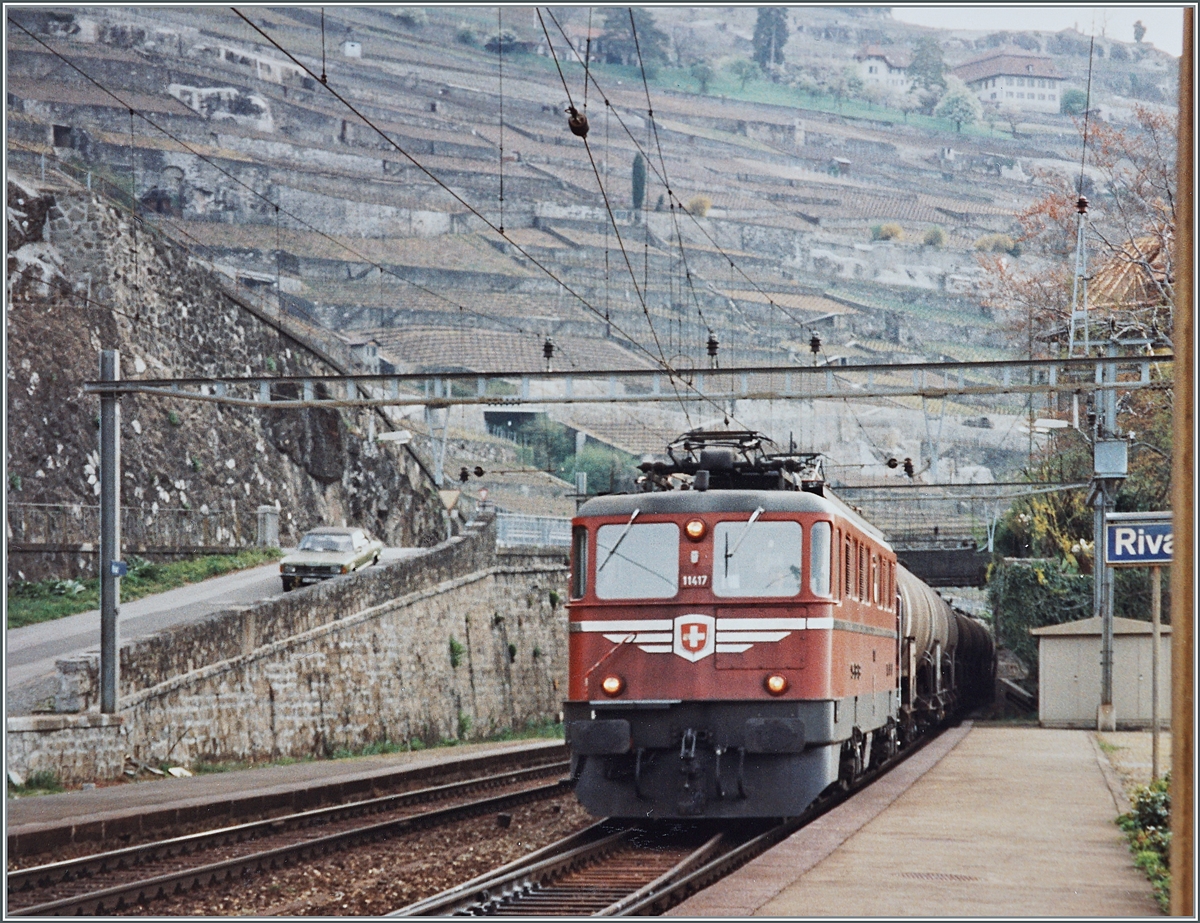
[256,505,280,547]
[99,350,121,714]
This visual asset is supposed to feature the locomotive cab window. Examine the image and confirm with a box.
[712,520,801,597]
[810,521,832,597]
[595,521,679,599]
[570,526,587,599]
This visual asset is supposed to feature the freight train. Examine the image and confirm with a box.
[563,430,995,820]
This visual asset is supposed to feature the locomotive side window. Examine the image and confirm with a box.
[872,554,879,605]
[810,521,832,597]
[858,542,866,599]
[570,526,588,599]
[595,522,679,599]
[845,538,854,599]
[712,520,801,597]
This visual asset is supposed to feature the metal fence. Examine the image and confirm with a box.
[495,513,572,548]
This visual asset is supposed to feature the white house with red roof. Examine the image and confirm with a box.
[952,49,1065,113]
[854,45,913,93]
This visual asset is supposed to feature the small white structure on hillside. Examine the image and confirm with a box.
[953,49,1065,114]
[854,45,913,93]
[1031,616,1170,729]
[341,39,362,58]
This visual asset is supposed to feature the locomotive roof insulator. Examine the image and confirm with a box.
[706,332,719,358]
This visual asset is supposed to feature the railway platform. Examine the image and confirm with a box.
[668,723,1160,917]
[6,737,565,859]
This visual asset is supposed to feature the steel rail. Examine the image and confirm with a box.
[394,720,957,917]
[8,773,570,917]
[8,759,567,896]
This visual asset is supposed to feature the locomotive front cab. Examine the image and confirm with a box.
[564,488,899,819]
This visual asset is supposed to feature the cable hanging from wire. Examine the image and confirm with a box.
[6,16,573,363]
[230,7,719,400]
[542,7,813,336]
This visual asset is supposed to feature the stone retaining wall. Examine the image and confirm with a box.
[12,515,571,783]
[6,714,125,785]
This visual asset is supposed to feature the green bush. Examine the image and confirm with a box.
[923,226,947,247]
[987,558,1093,678]
[449,636,465,668]
[1119,773,1171,911]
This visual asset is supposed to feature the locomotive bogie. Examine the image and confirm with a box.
[565,697,894,819]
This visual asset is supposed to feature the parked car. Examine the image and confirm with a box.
[280,527,383,591]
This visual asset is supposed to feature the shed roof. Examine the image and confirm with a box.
[1030,616,1171,637]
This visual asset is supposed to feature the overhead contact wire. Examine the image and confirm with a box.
[231,7,719,398]
[7,18,570,362]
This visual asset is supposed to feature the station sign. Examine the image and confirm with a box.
[1105,512,1172,567]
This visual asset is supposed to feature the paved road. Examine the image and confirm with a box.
[7,548,419,713]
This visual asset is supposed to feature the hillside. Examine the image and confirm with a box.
[4,7,1178,547]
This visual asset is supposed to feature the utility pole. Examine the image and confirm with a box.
[1090,340,1126,732]
[99,350,122,713]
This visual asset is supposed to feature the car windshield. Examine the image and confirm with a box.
[712,520,801,597]
[595,522,679,599]
[299,534,354,553]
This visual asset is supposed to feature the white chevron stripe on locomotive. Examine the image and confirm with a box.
[576,616,809,659]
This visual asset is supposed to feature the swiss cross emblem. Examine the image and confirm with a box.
[673,614,715,662]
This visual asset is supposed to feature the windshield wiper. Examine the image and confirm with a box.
[597,508,640,573]
[724,506,764,577]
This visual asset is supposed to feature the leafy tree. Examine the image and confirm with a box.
[727,58,760,90]
[690,61,714,94]
[908,36,947,95]
[631,153,646,210]
[934,76,982,132]
[1060,87,1089,115]
[752,8,788,76]
[1133,19,1147,43]
[600,7,669,66]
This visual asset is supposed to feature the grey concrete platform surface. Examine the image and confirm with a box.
[7,737,565,858]
[669,724,1160,917]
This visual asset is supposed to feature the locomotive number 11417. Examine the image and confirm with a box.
[682,574,709,587]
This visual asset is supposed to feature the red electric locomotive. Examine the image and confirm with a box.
[563,430,994,820]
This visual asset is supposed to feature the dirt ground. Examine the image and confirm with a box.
[1096,730,1172,792]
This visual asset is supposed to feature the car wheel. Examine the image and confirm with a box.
[282,577,295,592]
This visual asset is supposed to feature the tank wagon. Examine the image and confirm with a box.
[563,430,994,820]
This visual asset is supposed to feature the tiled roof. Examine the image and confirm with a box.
[1089,236,1171,308]
[952,50,1063,84]
[855,44,912,69]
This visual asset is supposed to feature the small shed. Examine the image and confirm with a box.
[1030,617,1171,729]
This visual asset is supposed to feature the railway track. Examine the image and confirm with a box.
[394,723,957,916]
[7,759,569,917]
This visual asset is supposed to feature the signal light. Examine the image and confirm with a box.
[601,675,623,696]
[903,458,915,478]
[765,674,788,695]
[685,519,706,541]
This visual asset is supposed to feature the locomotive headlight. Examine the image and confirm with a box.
[601,675,624,696]
[685,519,706,541]
[765,674,789,695]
